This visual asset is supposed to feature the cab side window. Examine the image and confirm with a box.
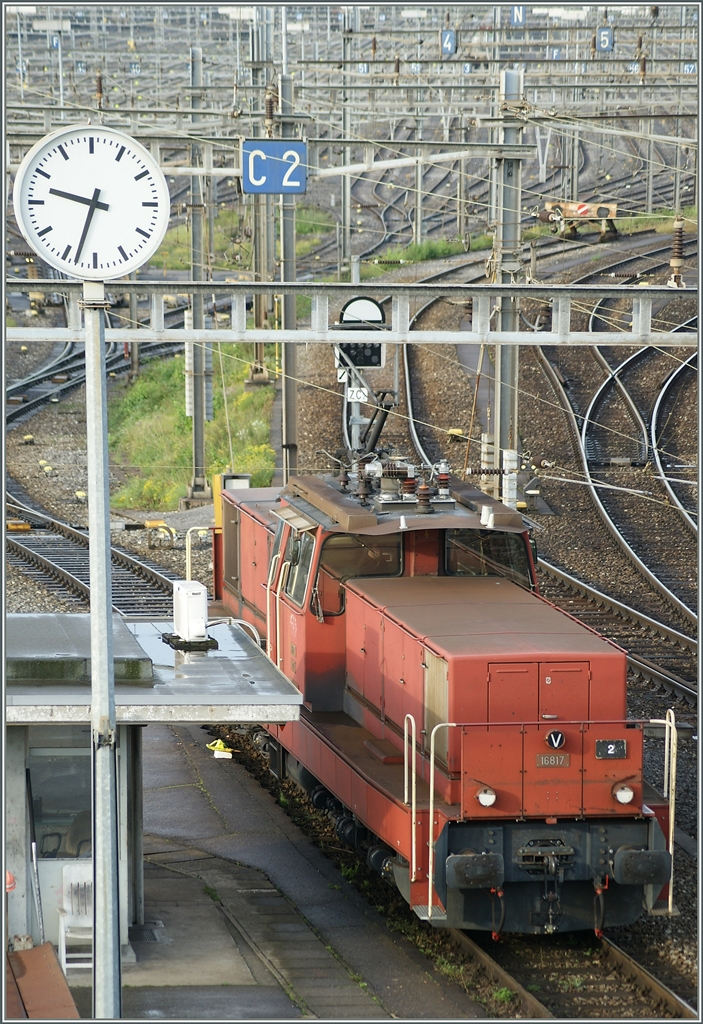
[284,530,316,607]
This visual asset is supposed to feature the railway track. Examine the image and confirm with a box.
[6,485,178,617]
[452,928,697,1019]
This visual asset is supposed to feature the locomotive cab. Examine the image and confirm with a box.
[213,466,672,935]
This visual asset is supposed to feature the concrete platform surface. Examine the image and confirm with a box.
[64,722,484,1019]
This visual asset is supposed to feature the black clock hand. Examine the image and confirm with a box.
[49,187,109,211]
[74,188,104,263]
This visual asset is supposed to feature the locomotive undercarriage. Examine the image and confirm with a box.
[425,818,671,935]
[266,735,670,936]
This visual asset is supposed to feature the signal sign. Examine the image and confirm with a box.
[129,61,141,76]
[596,27,614,51]
[75,60,86,75]
[241,140,307,194]
[441,30,456,56]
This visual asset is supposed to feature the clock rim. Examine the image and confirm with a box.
[13,122,171,281]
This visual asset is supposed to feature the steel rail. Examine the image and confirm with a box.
[535,340,698,630]
[599,936,697,1019]
[538,558,697,704]
[650,348,698,537]
[6,497,178,610]
[449,929,553,1019]
[579,364,698,628]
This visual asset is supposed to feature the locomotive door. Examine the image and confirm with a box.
[539,662,589,722]
[522,662,590,816]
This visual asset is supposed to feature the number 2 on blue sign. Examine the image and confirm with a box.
[242,140,307,194]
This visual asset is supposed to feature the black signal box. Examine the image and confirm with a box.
[337,342,384,368]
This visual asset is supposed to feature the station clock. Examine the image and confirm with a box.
[13,124,170,280]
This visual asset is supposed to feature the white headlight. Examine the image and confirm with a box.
[477,787,497,807]
[613,784,634,804]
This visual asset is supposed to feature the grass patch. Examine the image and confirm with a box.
[147,204,334,273]
[493,987,515,1003]
[615,204,697,235]
[108,344,276,510]
[357,234,494,280]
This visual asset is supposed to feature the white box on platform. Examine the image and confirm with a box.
[173,580,208,641]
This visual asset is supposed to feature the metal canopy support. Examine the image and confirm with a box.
[280,70,298,482]
[82,281,121,1019]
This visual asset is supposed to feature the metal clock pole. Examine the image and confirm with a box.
[81,279,122,1019]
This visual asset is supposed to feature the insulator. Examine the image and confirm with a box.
[672,219,684,261]
[402,476,417,497]
[371,36,377,59]
[465,467,505,476]
[394,56,400,76]
[416,479,433,512]
[265,94,274,121]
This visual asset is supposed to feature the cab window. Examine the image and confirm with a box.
[284,530,316,606]
[445,529,531,587]
[314,533,402,615]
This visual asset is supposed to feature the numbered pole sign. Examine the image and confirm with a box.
[441,30,456,56]
[596,27,614,52]
[75,60,87,75]
[241,140,307,194]
[358,62,370,74]
[510,6,525,27]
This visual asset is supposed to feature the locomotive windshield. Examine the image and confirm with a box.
[445,529,531,587]
[320,533,402,581]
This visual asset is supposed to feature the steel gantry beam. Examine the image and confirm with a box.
[7,282,696,349]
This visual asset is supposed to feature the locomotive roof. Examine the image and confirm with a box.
[279,475,526,535]
[347,577,625,659]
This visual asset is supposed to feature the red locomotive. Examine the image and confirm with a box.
[212,458,672,935]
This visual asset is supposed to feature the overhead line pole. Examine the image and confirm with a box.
[186,46,211,503]
[493,68,524,506]
[280,7,298,481]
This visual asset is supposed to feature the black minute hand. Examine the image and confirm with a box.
[49,187,109,211]
[74,188,105,264]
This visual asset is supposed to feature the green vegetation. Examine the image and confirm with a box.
[203,885,220,902]
[493,987,515,1003]
[614,204,697,235]
[147,204,334,273]
[108,344,275,510]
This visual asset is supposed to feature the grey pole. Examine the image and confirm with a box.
[57,32,64,119]
[493,69,523,496]
[342,17,352,269]
[280,68,298,481]
[17,13,24,103]
[82,280,121,1019]
[188,46,210,501]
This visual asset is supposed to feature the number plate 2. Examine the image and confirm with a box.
[595,739,627,759]
[536,753,570,768]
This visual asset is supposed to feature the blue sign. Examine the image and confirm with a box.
[441,30,456,55]
[510,6,525,27]
[462,62,472,74]
[549,47,562,61]
[595,27,613,52]
[683,63,696,74]
[627,61,639,73]
[241,140,307,194]
[358,62,369,74]
[50,34,60,49]
[75,60,87,75]
[129,61,141,75]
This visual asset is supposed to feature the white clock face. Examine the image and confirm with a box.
[13,124,170,280]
